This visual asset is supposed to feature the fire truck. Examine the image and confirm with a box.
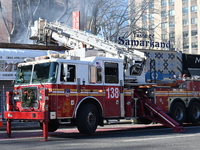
[4,18,200,140]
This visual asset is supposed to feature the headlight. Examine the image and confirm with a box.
[13,90,21,101]
[39,94,42,100]
[13,95,20,100]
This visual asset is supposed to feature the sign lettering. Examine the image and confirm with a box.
[106,87,120,100]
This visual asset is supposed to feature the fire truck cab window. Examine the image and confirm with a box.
[105,62,118,83]
[15,65,32,84]
[60,63,76,82]
[130,61,144,75]
[97,67,102,83]
[90,66,102,83]
[32,62,58,83]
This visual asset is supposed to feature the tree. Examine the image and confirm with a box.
[83,0,160,43]
[84,0,130,42]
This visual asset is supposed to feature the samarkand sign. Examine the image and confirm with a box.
[118,33,170,49]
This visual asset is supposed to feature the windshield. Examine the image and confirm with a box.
[15,62,59,84]
[16,65,32,84]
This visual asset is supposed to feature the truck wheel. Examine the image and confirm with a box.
[76,103,99,135]
[170,102,186,124]
[187,101,200,123]
[40,120,59,132]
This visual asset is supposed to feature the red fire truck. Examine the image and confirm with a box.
[4,19,200,140]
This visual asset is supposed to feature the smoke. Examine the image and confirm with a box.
[11,0,128,44]
[12,0,75,44]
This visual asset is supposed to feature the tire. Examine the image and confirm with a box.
[170,102,186,125]
[40,119,59,132]
[187,101,200,123]
[76,103,99,135]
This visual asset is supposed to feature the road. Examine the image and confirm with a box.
[0,124,200,150]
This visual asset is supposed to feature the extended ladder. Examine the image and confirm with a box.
[30,18,145,60]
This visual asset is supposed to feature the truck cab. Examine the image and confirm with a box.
[5,54,126,135]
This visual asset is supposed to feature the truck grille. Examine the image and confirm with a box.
[22,87,38,108]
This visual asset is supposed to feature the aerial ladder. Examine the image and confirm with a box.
[30,18,144,58]
[30,18,185,133]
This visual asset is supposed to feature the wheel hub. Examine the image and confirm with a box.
[87,112,96,126]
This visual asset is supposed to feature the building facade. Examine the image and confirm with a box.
[129,0,200,54]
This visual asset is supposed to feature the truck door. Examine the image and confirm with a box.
[58,63,77,118]
[104,62,123,117]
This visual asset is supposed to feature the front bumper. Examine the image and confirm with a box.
[4,111,46,120]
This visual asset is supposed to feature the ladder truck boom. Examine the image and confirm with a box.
[30,18,147,83]
[30,18,145,61]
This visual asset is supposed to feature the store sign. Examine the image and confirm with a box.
[0,49,48,80]
[72,11,80,30]
[184,54,200,68]
[118,33,170,49]
[0,58,27,80]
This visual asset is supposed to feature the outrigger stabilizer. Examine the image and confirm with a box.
[134,89,186,133]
